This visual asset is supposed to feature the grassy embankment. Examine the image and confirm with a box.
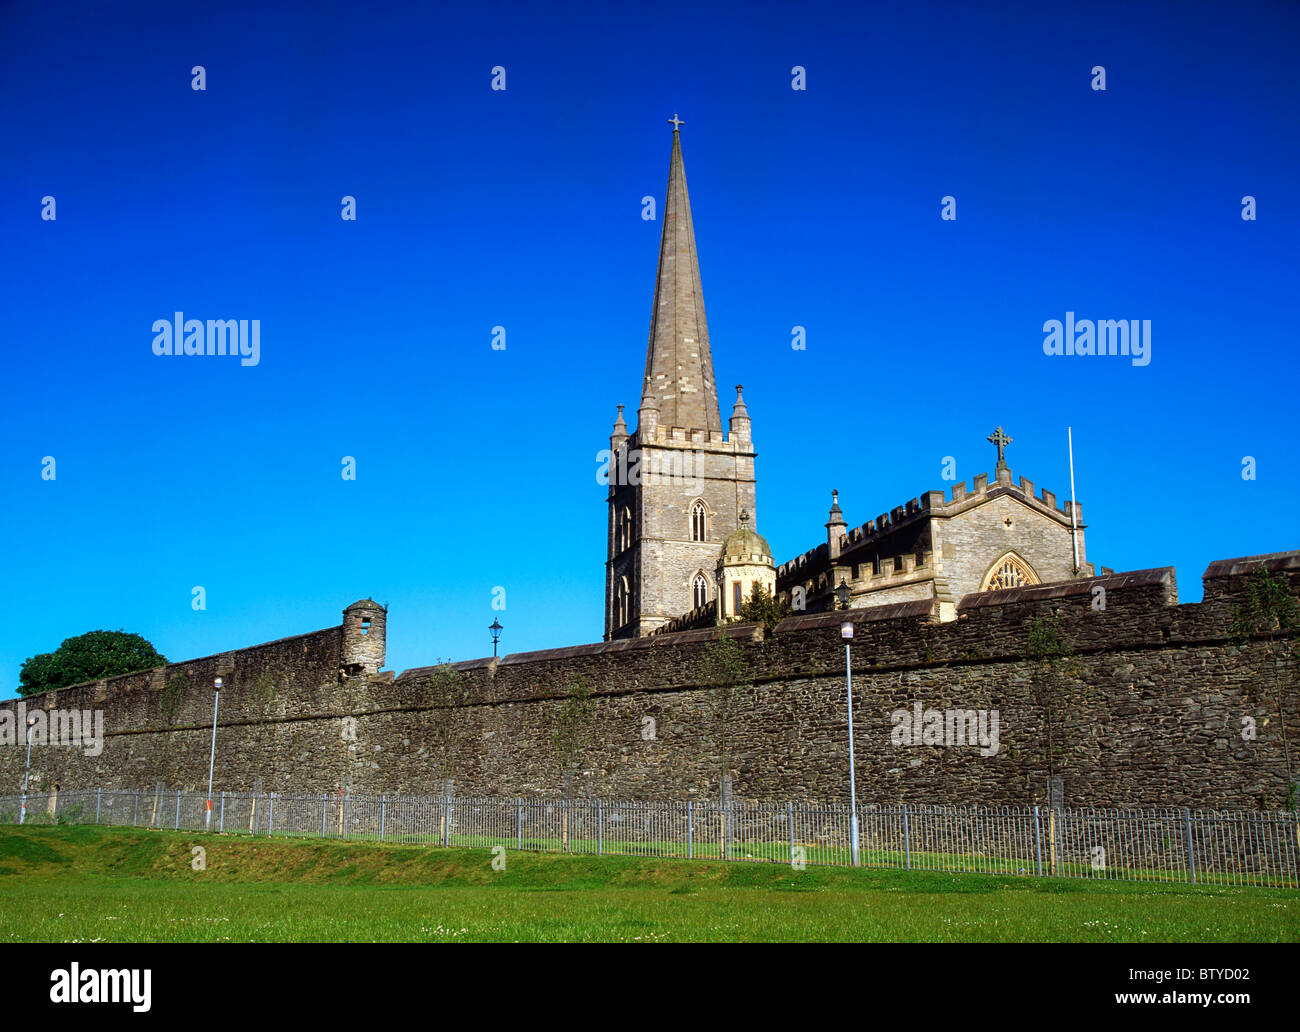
[0,824,1295,942]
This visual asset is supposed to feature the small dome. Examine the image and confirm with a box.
[720,510,771,560]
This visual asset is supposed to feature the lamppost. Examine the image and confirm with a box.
[835,578,860,866]
[489,619,503,658]
[19,717,36,825]
[206,677,221,832]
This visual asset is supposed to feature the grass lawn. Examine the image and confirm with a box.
[0,824,1295,943]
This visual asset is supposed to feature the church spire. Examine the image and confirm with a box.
[639,116,722,434]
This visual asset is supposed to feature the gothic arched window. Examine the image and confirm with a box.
[615,577,630,626]
[692,573,708,610]
[617,506,632,553]
[690,501,707,542]
[981,552,1039,592]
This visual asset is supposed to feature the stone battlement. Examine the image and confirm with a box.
[648,601,718,636]
[940,469,1081,524]
[851,549,934,583]
[776,543,828,579]
[777,469,1082,586]
[630,425,748,452]
[830,468,1080,557]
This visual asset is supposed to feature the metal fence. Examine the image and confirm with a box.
[3,788,1297,888]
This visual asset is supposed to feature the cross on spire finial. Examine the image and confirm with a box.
[668,113,684,132]
[987,425,1013,469]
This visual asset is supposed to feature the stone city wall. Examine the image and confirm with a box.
[2,554,1297,810]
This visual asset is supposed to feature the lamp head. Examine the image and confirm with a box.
[834,578,852,610]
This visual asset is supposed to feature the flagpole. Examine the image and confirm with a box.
[1068,427,1080,575]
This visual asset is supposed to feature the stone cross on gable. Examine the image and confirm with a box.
[987,426,1012,469]
[668,113,684,132]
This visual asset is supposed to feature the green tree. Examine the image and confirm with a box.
[19,630,166,697]
[1231,567,1299,809]
[736,582,791,635]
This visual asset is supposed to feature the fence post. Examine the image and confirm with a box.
[380,795,386,841]
[516,798,523,850]
[1289,805,1300,878]
[321,794,327,838]
[687,800,693,860]
[174,790,181,830]
[441,790,450,848]
[903,804,911,870]
[597,799,603,856]
[1033,805,1043,877]
[268,792,275,837]
[132,789,139,826]
[219,792,225,833]
[788,802,795,864]
[1185,808,1196,884]
[1049,809,1058,876]
[719,776,732,861]
[95,789,102,825]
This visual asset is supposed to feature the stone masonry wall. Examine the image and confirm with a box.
[936,488,1084,598]
[2,553,1298,810]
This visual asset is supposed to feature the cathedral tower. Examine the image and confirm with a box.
[605,118,757,639]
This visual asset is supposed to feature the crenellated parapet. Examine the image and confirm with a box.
[628,424,753,453]
[831,469,1083,557]
[650,601,716,636]
[776,542,828,580]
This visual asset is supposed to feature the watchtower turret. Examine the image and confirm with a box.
[341,599,387,677]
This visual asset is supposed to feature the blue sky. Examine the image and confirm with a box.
[1,0,1296,694]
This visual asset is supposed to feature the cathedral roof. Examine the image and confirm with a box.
[639,120,722,434]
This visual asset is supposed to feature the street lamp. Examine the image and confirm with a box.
[835,577,852,611]
[19,717,36,825]
[840,616,860,866]
[489,619,503,658]
[206,677,221,832]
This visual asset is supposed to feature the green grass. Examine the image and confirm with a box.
[0,824,1296,942]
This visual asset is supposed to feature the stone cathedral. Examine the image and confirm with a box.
[605,120,1103,641]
